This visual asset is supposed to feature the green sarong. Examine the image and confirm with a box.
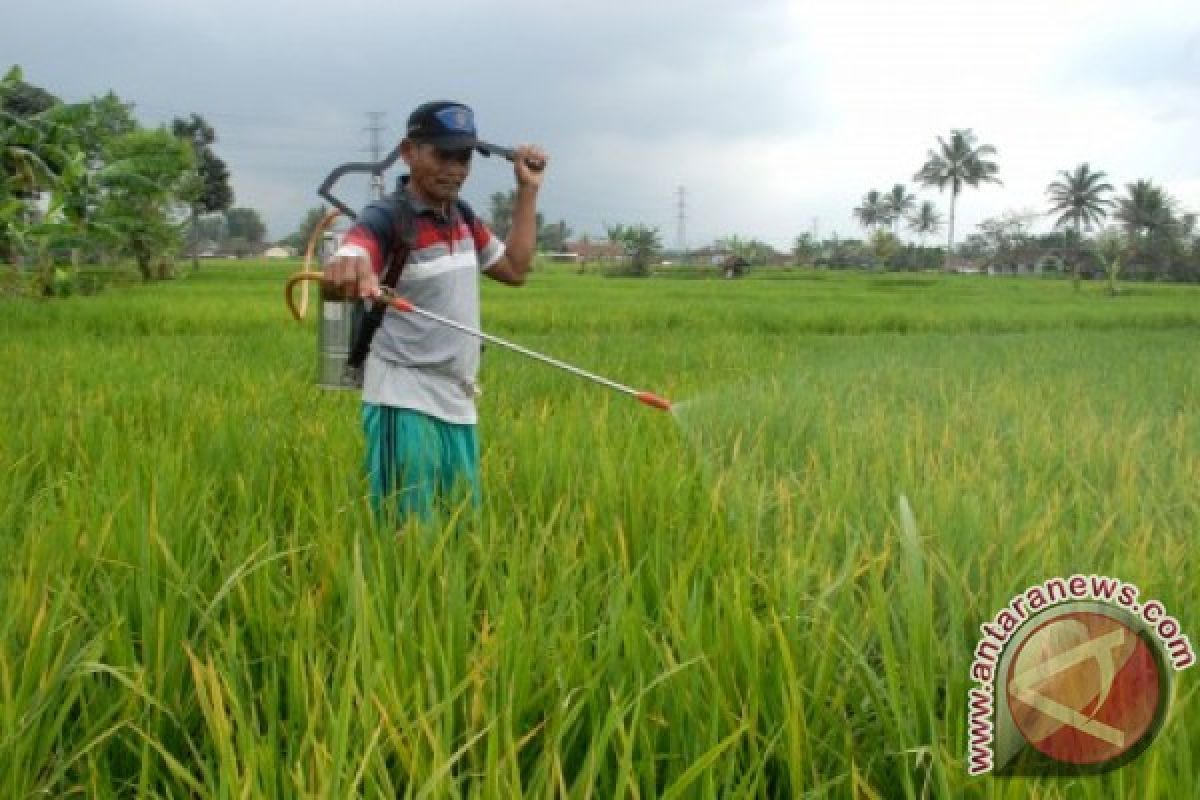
[362,403,480,524]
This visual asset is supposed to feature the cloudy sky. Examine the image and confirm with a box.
[5,0,1197,248]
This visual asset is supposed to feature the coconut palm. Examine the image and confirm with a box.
[1115,180,1175,239]
[907,200,944,245]
[853,190,887,233]
[1046,163,1115,289]
[1115,180,1179,276]
[914,128,1001,265]
[883,183,916,236]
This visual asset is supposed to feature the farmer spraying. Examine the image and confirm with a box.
[322,100,548,522]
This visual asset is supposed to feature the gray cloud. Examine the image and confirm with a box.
[6,1,1197,245]
[4,0,817,239]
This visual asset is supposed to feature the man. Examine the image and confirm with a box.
[323,100,547,523]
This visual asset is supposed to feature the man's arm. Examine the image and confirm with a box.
[322,204,393,298]
[485,144,547,287]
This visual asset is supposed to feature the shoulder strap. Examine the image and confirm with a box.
[342,193,480,386]
[344,191,416,381]
[456,198,476,227]
[381,192,417,288]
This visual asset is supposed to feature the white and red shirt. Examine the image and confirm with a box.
[339,184,505,424]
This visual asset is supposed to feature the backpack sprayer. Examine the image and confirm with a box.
[284,145,672,412]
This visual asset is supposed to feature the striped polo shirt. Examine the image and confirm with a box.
[341,182,505,424]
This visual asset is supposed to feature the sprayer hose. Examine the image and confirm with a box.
[287,208,343,321]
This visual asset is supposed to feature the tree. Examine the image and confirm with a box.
[0,70,180,286]
[1,70,142,275]
[792,232,818,266]
[54,94,138,267]
[914,128,1001,265]
[488,190,514,239]
[975,209,1037,273]
[868,229,899,267]
[96,128,194,279]
[0,70,104,277]
[172,113,233,269]
[72,91,137,170]
[907,200,944,246]
[606,224,661,276]
[623,225,662,276]
[0,66,58,117]
[1,70,56,263]
[853,190,887,233]
[225,207,266,256]
[537,218,572,252]
[883,184,915,236]
[282,205,329,252]
[1046,163,1114,290]
[1115,180,1182,278]
[1093,229,1125,296]
[715,235,776,265]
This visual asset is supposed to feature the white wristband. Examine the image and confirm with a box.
[334,243,370,260]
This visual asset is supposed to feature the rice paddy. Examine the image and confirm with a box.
[1,262,1197,797]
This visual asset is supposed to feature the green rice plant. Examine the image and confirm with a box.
[0,262,1196,796]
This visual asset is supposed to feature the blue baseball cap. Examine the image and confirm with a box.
[406,101,483,149]
[405,100,515,161]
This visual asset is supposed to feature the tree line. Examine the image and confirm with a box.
[848,128,1199,283]
[7,64,1197,288]
[0,65,270,294]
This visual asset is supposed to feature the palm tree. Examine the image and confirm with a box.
[1115,180,1179,278]
[883,184,915,236]
[1045,163,1114,290]
[907,200,944,246]
[914,129,1001,266]
[853,190,887,233]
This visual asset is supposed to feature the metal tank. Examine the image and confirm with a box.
[314,230,366,390]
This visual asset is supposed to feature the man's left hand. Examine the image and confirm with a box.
[513,144,548,189]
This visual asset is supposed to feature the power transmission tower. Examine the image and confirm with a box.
[675,186,687,263]
[364,112,388,200]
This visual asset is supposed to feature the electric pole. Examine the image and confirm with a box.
[364,112,388,200]
[675,186,687,263]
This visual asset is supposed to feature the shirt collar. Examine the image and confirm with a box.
[396,175,454,221]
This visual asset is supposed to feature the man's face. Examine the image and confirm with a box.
[402,140,473,207]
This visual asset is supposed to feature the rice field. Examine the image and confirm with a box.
[1,261,1198,797]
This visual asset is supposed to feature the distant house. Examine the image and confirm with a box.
[945,256,985,274]
[689,246,733,266]
[184,239,222,258]
[567,239,625,263]
[263,246,296,259]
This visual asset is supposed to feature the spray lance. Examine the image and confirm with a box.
[284,144,673,413]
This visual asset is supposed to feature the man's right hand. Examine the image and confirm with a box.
[321,252,379,300]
